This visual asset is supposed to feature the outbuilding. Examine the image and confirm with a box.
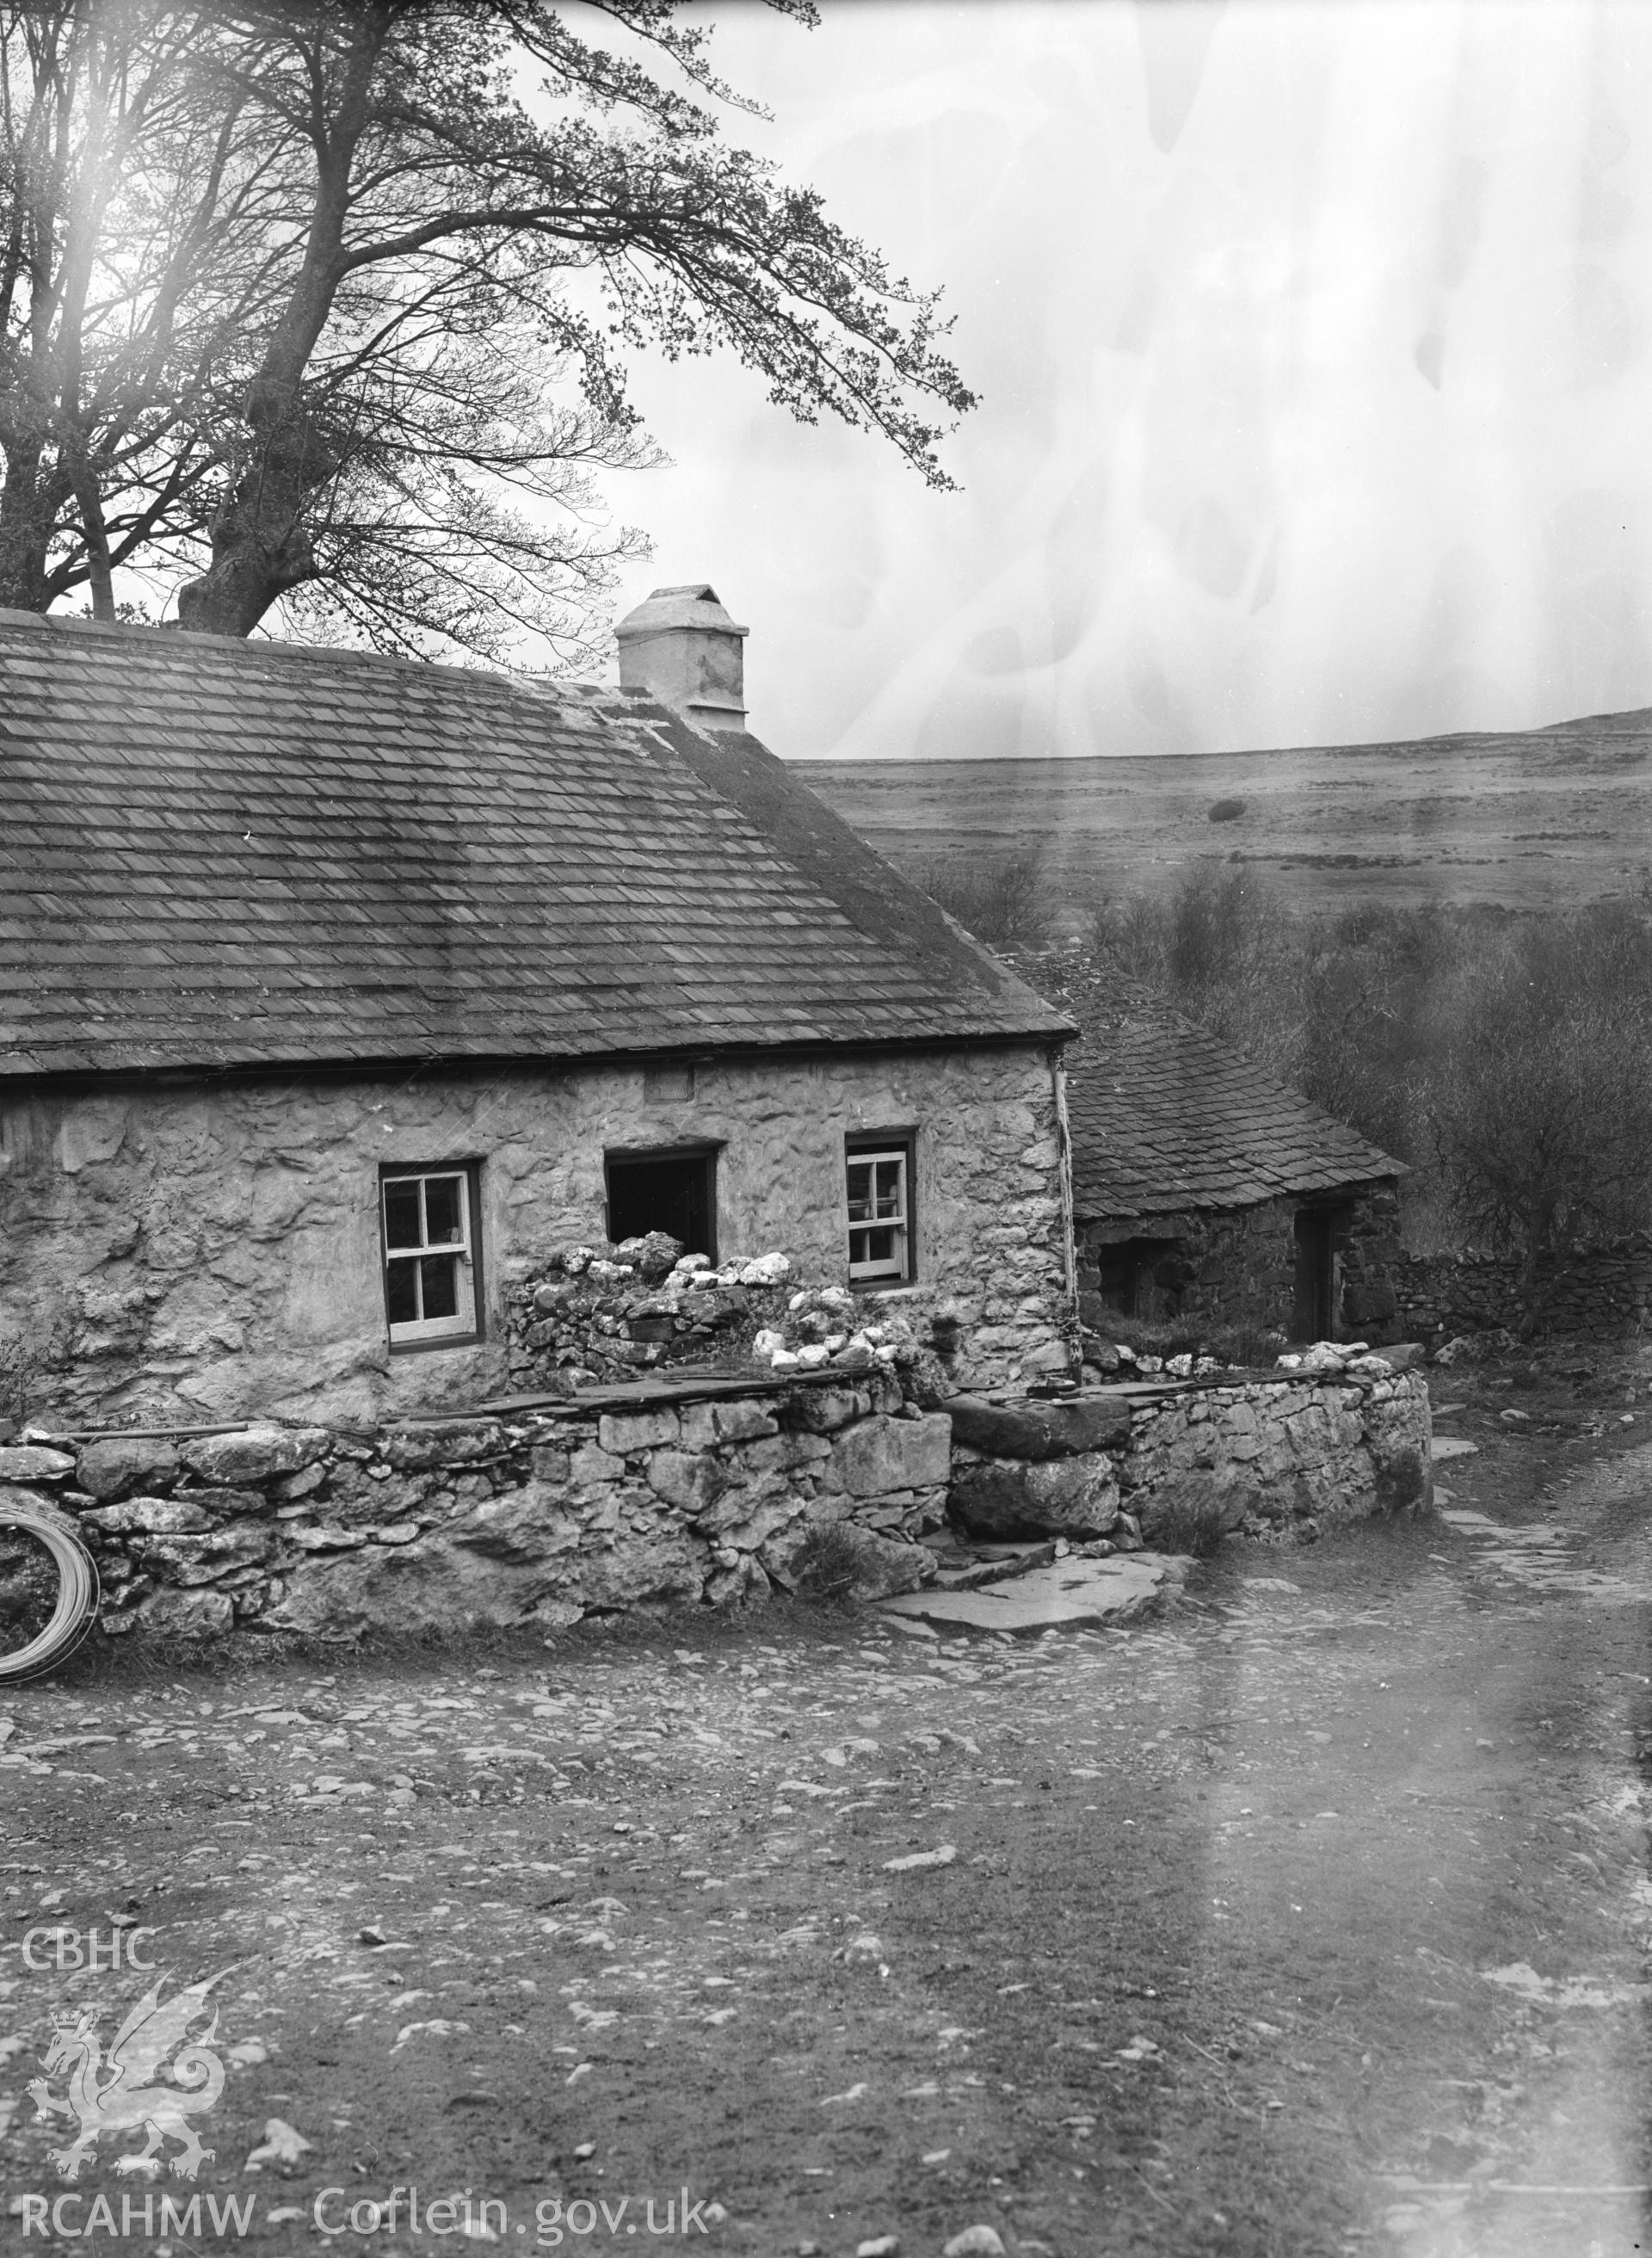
[1018,956,1405,1349]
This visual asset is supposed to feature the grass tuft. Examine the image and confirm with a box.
[786,1524,869,1601]
[1143,1491,1230,1558]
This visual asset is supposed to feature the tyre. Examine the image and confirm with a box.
[0,1496,101,1682]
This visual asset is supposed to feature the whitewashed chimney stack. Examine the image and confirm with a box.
[613,583,749,732]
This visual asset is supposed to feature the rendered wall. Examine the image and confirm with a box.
[0,1046,1073,1429]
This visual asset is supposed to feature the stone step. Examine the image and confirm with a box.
[878,1552,1185,1633]
[928,1539,1058,1590]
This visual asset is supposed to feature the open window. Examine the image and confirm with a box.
[605,1144,718,1259]
[846,1133,915,1283]
[1096,1236,1184,1319]
[1097,1240,1146,1317]
[380,1163,483,1348]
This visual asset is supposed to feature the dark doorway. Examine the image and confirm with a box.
[605,1147,718,1259]
[1293,1208,1336,1341]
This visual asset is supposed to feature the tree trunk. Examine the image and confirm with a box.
[174,9,391,639]
[66,448,115,620]
[0,437,62,612]
[173,429,322,635]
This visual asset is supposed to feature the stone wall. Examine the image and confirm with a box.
[1119,1364,1431,1539]
[1393,1238,1652,1344]
[1,1354,1429,1648]
[943,1360,1431,1546]
[1076,1183,1403,1346]
[3,1370,952,1645]
[0,1044,1073,1432]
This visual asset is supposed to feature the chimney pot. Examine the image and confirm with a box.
[613,583,749,732]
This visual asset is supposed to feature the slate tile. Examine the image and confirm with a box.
[1,618,1069,1077]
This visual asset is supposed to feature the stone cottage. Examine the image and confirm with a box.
[1016,955,1404,1347]
[0,592,1078,1434]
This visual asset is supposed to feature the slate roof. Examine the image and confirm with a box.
[1014,952,1402,1222]
[0,614,1071,1078]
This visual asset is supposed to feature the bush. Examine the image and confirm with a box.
[1143,1489,1229,1558]
[1431,906,1652,1327]
[905,847,1051,948]
[786,1524,868,1601]
[1207,796,1247,823]
[1109,1315,1205,1361]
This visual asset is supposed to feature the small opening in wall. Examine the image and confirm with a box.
[1096,1237,1183,1318]
[605,1145,718,1258]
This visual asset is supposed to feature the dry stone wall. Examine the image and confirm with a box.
[3,1372,952,1645]
[1119,1364,1431,1539]
[1393,1238,1652,1344]
[945,1360,1431,1548]
[0,1044,1073,1432]
[0,1355,1430,1649]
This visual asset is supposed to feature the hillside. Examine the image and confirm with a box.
[793,709,1652,916]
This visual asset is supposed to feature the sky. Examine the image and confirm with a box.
[602,0,1652,762]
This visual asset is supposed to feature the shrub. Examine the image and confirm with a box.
[1431,906,1652,1328]
[1207,796,1247,823]
[786,1524,867,1601]
[905,846,1052,948]
[1143,1489,1229,1558]
[1111,1315,1205,1361]
[1199,1321,1289,1372]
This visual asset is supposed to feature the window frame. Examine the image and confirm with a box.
[845,1132,916,1285]
[379,1161,484,1353]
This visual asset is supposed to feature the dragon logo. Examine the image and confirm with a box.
[26,1969,230,2181]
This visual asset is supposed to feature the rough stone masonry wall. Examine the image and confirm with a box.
[3,1372,952,1646]
[944,1363,1431,1546]
[1393,1237,1652,1344]
[1,1362,1430,1649]
[1076,1183,1403,1345]
[0,1044,1073,1432]
[1121,1367,1432,1539]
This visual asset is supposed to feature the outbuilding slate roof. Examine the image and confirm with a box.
[1014,951,1402,1221]
[0,614,1071,1078]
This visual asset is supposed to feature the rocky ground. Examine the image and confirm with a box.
[3,1354,1651,2257]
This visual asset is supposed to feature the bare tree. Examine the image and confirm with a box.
[907,847,1051,950]
[0,0,239,619]
[1432,909,1652,1326]
[0,0,974,664]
